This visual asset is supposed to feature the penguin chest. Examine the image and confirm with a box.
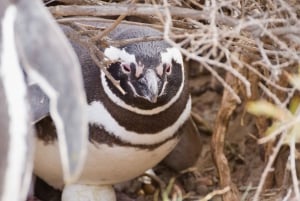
[33,136,179,189]
[81,138,178,184]
[33,98,190,189]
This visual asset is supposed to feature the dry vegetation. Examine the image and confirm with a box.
[45,0,300,200]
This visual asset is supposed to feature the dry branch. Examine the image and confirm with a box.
[49,4,202,18]
[49,3,237,27]
[199,186,230,201]
[211,72,241,201]
[253,131,288,201]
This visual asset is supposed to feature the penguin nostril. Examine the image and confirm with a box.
[121,63,131,73]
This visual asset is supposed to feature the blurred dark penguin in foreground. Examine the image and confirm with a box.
[0,0,88,200]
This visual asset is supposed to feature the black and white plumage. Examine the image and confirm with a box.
[16,0,88,184]
[0,0,87,200]
[33,21,191,201]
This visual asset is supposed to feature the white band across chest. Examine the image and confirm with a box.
[87,97,191,145]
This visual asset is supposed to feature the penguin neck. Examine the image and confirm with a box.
[83,61,190,131]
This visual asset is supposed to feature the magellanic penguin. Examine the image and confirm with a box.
[33,20,191,201]
[0,0,88,201]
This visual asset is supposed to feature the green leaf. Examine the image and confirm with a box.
[246,100,290,121]
[289,96,300,114]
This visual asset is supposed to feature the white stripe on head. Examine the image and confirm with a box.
[86,96,191,145]
[161,47,184,66]
[104,46,137,64]
[0,5,31,201]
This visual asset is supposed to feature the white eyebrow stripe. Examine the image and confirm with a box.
[161,47,183,65]
[104,46,137,64]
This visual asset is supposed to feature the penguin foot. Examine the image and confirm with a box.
[62,184,116,201]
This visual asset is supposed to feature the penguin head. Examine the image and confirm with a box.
[103,27,185,110]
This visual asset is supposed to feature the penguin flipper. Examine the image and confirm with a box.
[162,117,202,171]
[28,84,50,124]
[15,0,88,184]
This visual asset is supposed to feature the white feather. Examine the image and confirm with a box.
[160,47,184,65]
[62,184,116,201]
[0,5,31,201]
[34,135,179,189]
[104,46,136,64]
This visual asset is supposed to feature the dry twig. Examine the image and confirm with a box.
[210,72,241,201]
[199,186,230,201]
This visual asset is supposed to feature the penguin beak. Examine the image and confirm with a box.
[141,69,159,103]
[15,0,88,184]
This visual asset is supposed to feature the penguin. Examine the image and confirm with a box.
[0,0,88,200]
[0,3,33,201]
[33,20,192,201]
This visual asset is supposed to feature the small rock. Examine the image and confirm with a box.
[196,184,209,195]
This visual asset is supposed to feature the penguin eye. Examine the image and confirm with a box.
[121,63,131,73]
[164,63,172,74]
